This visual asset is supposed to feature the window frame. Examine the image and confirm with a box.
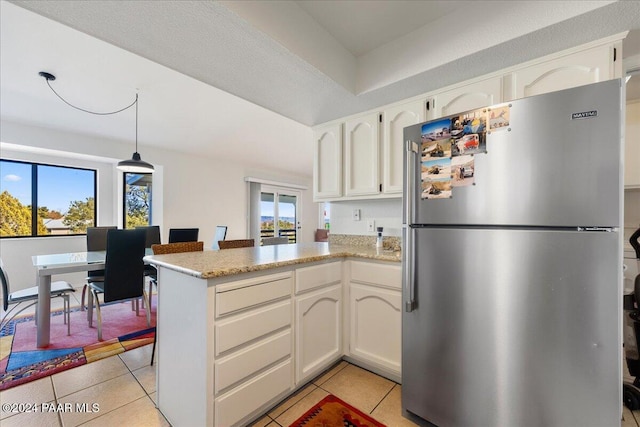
[0,158,97,238]
[122,172,153,229]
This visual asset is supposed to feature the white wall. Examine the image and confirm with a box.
[1,120,315,291]
[329,198,402,237]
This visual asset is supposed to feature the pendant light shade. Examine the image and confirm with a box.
[117,152,155,173]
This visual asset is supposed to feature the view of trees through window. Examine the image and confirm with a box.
[0,159,96,237]
[124,173,152,228]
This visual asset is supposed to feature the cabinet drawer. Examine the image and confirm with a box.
[295,262,342,294]
[215,359,292,427]
[216,272,292,317]
[216,300,291,355]
[350,261,401,289]
[215,330,291,394]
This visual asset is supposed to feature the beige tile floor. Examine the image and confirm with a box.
[2,294,640,426]
[0,343,412,427]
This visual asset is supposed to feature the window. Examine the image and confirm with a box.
[123,173,152,228]
[260,186,299,244]
[0,159,97,237]
[321,202,330,230]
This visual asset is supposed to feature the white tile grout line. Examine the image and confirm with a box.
[369,382,397,415]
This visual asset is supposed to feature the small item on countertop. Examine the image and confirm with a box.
[376,227,384,248]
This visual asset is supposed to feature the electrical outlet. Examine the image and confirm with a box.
[353,209,361,221]
[367,220,375,232]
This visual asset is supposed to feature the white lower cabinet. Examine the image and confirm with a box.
[215,359,292,427]
[295,262,343,384]
[348,261,402,378]
[349,284,402,376]
[213,272,294,427]
[295,284,342,383]
[159,260,404,426]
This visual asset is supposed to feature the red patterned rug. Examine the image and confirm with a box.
[290,394,386,427]
[0,297,156,391]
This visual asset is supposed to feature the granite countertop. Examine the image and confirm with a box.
[144,242,401,279]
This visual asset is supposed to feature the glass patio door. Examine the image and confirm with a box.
[260,186,300,244]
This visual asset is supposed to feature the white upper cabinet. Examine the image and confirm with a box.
[345,112,380,197]
[313,124,342,200]
[510,44,615,100]
[382,101,425,194]
[311,35,624,202]
[427,77,503,120]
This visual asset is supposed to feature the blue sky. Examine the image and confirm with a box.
[260,200,296,219]
[421,118,451,135]
[1,160,94,213]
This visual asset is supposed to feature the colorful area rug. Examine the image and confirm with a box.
[0,297,156,391]
[290,394,386,427]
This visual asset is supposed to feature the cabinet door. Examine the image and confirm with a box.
[295,284,342,383]
[349,283,401,375]
[382,101,425,194]
[313,124,342,200]
[428,77,502,120]
[345,112,380,196]
[512,44,613,99]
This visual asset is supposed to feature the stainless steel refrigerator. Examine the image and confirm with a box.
[402,79,623,427]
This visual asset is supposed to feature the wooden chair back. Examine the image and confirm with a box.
[218,239,255,249]
[151,241,204,255]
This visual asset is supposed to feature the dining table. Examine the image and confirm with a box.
[31,249,152,347]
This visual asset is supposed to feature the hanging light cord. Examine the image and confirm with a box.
[40,71,137,115]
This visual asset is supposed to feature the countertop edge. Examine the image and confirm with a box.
[144,246,400,280]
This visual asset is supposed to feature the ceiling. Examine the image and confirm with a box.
[2,1,640,177]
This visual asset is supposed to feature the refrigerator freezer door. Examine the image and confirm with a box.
[404,79,622,227]
[402,227,620,427]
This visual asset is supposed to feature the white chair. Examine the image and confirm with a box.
[211,225,228,250]
[262,237,289,246]
[0,258,75,335]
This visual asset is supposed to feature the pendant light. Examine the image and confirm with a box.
[39,71,154,173]
[116,94,154,173]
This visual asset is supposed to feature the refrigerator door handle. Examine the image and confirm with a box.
[404,140,418,226]
[404,226,416,312]
[404,140,418,312]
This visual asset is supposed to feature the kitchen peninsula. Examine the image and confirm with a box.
[145,242,402,427]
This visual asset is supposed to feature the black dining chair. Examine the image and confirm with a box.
[81,226,117,312]
[0,258,75,335]
[136,225,161,248]
[86,229,150,340]
[168,228,199,243]
[211,225,228,250]
[136,225,161,308]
